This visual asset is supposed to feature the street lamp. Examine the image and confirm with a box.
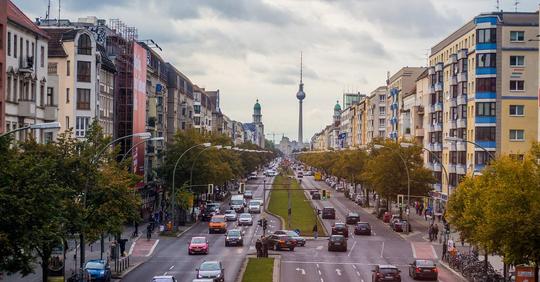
[171,142,211,230]
[189,145,223,206]
[373,144,411,233]
[0,121,61,138]
[120,136,165,163]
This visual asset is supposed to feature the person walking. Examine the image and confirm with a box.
[146,224,152,240]
[428,224,434,242]
[433,224,439,241]
[262,236,269,257]
[255,238,262,258]
[312,224,318,240]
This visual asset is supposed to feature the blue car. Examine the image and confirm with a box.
[84,259,111,282]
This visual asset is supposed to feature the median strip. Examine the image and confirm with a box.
[241,257,274,282]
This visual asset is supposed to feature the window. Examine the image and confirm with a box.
[66,88,70,103]
[477,53,496,68]
[509,129,524,141]
[67,60,70,76]
[378,130,385,137]
[508,105,524,116]
[477,28,496,43]
[379,95,385,102]
[475,126,496,142]
[46,87,54,105]
[451,85,458,98]
[475,151,491,165]
[13,77,17,101]
[450,107,458,120]
[39,85,44,106]
[510,55,524,67]
[75,116,90,137]
[6,75,11,101]
[476,102,496,117]
[510,80,524,91]
[379,106,385,115]
[66,116,70,129]
[476,78,496,92]
[76,88,91,110]
[510,31,525,42]
[460,104,467,119]
[510,154,524,161]
[7,31,10,56]
[77,61,91,82]
[379,118,385,126]
[13,34,17,57]
[40,46,45,67]
[194,105,201,114]
[77,34,92,55]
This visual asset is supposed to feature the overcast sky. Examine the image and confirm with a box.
[14,0,539,143]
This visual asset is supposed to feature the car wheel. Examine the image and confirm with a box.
[290,247,295,251]
[225,242,228,247]
[188,251,192,255]
[209,230,213,234]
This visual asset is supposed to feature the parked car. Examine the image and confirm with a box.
[208,215,227,234]
[238,213,253,226]
[201,203,221,221]
[389,215,402,229]
[377,208,388,219]
[322,207,336,219]
[83,259,111,282]
[297,171,303,178]
[354,222,372,236]
[188,237,209,255]
[327,235,347,252]
[225,229,244,247]
[248,201,261,213]
[383,212,392,223]
[152,276,177,282]
[304,170,313,176]
[196,261,224,282]
[273,230,306,246]
[409,259,438,280]
[312,192,321,200]
[372,264,401,282]
[345,212,360,225]
[331,223,349,238]
[266,234,296,251]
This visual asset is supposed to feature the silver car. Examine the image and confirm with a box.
[224,210,237,221]
[238,213,253,226]
[248,202,261,213]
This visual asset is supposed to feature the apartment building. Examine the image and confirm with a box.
[97,45,115,137]
[4,2,54,142]
[366,86,387,143]
[166,63,194,141]
[193,85,213,133]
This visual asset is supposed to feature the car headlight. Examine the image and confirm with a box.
[197,274,202,278]
[216,273,222,278]
[226,237,229,240]
[99,270,105,275]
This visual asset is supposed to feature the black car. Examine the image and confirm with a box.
[345,212,360,225]
[354,222,372,235]
[331,223,349,238]
[312,192,321,200]
[225,229,244,247]
[409,259,438,280]
[322,207,336,219]
[196,261,224,282]
[201,203,221,221]
[328,235,347,252]
[372,264,401,282]
[266,234,296,251]
[273,230,306,247]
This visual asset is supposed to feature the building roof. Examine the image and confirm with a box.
[254,99,261,111]
[43,28,74,57]
[243,123,256,132]
[334,101,341,112]
[98,44,116,73]
[7,0,50,39]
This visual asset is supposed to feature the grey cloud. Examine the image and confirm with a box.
[270,75,296,86]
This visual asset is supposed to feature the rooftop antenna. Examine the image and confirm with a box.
[45,0,51,20]
[495,0,500,11]
[300,52,303,84]
[57,0,61,26]
[514,0,519,11]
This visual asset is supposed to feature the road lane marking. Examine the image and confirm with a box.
[146,239,159,257]
[295,268,306,275]
[320,278,324,282]
[352,265,357,270]
[316,263,320,269]
[163,272,167,275]
[431,245,438,259]
[316,246,323,250]
[380,241,385,258]
[281,261,411,267]
[318,270,321,276]
[336,268,342,276]
[411,242,417,258]
[169,265,174,270]
[347,241,357,257]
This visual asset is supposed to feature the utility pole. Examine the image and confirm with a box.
[287,178,291,230]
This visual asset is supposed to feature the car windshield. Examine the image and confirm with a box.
[239,214,251,218]
[323,208,334,212]
[200,262,220,271]
[330,236,344,242]
[191,237,206,244]
[152,278,174,282]
[228,230,241,237]
[334,223,345,228]
[416,260,435,267]
[225,210,235,214]
[249,202,258,206]
[231,199,243,205]
[207,205,219,212]
[380,268,398,274]
[210,217,225,223]
[85,262,105,269]
[287,231,300,236]
[245,191,252,195]
[358,223,370,228]
[348,213,359,217]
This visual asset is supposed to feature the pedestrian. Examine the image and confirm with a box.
[146,224,152,240]
[262,236,269,257]
[419,204,424,216]
[428,224,433,242]
[460,233,465,246]
[255,238,262,258]
[424,209,428,221]
[433,224,439,240]
[442,242,448,261]
[133,221,139,238]
[312,224,318,240]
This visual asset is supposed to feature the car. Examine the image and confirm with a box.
[322,207,336,219]
[304,170,313,176]
[372,264,401,282]
[224,210,237,221]
[312,192,321,200]
[188,236,209,255]
[83,259,111,282]
[192,279,215,282]
[346,212,360,225]
[266,234,296,251]
[331,222,349,237]
[354,222,372,235]
[327,235,347,252]
[152,275,178,282]
[273,230,306,246]
[196,261,224,282]
[297,171,303,178]
[225,229,244,247]
[201,203,221,221]
[208,215,227,234]
[244,190,253,199]
[248,202,261,213]
[389,215,402,228]
[250,199,263,206]
[400,220,412,232]
[238,213,253,226]
[248,172,258,180]
[409,259,438,280]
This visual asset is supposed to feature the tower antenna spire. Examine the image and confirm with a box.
[300,52,303,84]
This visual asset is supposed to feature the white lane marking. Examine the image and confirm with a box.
[146,239,160,257]
[352,265,357,270]
[356,271,361,276]
[320,278,324,282]
[316,246,323,250]
[318,270,322,276]
[411,242,417,258]
[295,268,306,275]
[316,263,320,269]
[169,265,174,270]
[380,241,385,258]
[373,232,376,236]
[431,245,438,259]
[163,272,168,275]
[281,261,410,267]
[348,241,357,257]
[361,279,365,282]
[336,268,342,276]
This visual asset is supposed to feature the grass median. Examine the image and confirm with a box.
[267,175,326,236]
[242,257,274,282]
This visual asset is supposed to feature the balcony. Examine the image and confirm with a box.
[429,85,435,94]
[429,142,443,151]
[415,128,424,137]
[449,97,457,108]
[450,75,457,86]
[432,183,442,192]
[430,123,442,132]
[18,100,36,117]
[428,67,435,75]
[43,105,58,121]
[456,164,466,174]
[432,102,442,112]
[448,120,457,129]
[435,63,443,72]
[416,106,424,115]
[457,94,467,105]
[449,54,457,64]
[457,118,467,128]
[433,162,442,172]
[458,72,468,83]
[457,49,468,60]
[435,82,443,92]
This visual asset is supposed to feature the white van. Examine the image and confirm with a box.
[230,194,245,213]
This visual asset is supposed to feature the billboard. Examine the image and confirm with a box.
[132,43,147,176]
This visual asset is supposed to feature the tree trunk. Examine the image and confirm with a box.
[534,260,538,282]
[364,186,370,207]
[484,251,488,274]
[40,252,50,282]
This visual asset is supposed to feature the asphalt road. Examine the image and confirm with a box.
[122,174,279,282]
[277,175,464,282]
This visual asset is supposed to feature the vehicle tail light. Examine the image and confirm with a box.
[415,267,421,273]
[279,240,285,244]
[433,268,438,272]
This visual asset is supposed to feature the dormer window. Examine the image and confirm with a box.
[77,34,92,55]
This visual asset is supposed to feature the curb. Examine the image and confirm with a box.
[438,260,467,281]
[273,254,281,282]
[264,184,285,230]
[175,222,198,238]
[235,255,280,282]
[114,260,145,279]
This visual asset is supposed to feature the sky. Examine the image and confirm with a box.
[13,0,539,144]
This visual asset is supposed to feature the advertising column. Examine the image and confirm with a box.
[132,43,147,176]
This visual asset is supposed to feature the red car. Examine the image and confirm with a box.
[188,236,209,255]
[331,223,349,238]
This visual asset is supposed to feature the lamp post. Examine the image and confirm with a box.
[171,142,211,230]
[0,121,61,138]
[374,144,410,234]
[120,136,165,163]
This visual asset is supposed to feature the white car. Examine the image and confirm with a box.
[238,213,253,226]
[251,199,263,206]
[224,210,237,221]
[248,202,261,213]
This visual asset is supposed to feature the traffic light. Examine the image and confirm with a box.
[207,184,214,195]
[257,219,262,226]
[262,218,268,229]
[322,190,327,198]
[239,183,245,194]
